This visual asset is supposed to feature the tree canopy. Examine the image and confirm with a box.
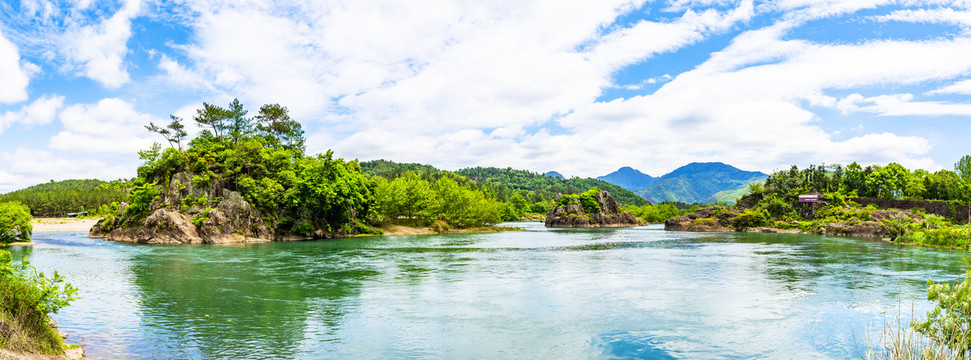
[0,201,32,244]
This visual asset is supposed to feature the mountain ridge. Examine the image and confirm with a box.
[597,162,767,204]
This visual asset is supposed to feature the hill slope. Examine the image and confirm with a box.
[360,161,647,206]
[0,179,129,217]
[643,162,766,204]
[596,162,767,204]
[596,166,655,191]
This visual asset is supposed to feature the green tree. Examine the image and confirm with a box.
[0,201,32,244]
[145,116,189,150]
[194,102,229,137]
[955,155,971,183]
[256,104,305,153]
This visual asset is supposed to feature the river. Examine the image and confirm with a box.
[11,222,967,359]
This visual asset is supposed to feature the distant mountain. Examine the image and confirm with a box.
[596,162,767,205]
[544,171,565,180]
[643,162,767,204]
[596,166,655,191]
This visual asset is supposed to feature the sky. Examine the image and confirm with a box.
[1,0,970,192]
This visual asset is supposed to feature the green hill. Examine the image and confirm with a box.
[0,179,129,217]
[360,161,647,207]
[455,167,648,206]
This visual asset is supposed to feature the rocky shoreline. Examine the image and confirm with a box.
[664,205,921,239]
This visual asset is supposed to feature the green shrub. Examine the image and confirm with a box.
[0,249,79,354]
[125,183,160,222]
[912,259,971,354]
[292,221,314,236]
[733,209,770,230]
[0,201,32,245]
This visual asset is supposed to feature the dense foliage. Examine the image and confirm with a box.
[912,258,971,355]
[362,161,649,222]
[0,179,128,217]
[621,203,685,223]
[454,166,648,206]
[717,160,971,248]
[0,201,32,244]
[0,207,79,355]
[127,99,516,235]
[760,163,971,202]
[129,99,381,235]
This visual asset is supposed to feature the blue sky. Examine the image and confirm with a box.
[1,0,971,192]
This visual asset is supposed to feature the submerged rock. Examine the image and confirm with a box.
[545,191,638,228]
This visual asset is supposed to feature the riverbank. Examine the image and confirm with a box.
[30,218,99,233]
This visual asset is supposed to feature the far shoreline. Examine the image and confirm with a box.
[31,217,99,233]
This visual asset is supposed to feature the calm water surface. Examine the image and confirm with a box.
[11,222,968,359]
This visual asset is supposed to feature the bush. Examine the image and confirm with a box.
[125,183,160,223]
[912,259,971,355]
[0,249,79,354]
[0,201,32,245]
[733,208,770,230]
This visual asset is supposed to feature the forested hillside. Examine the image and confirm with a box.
[0,179,129,217]
[360,162,648,208]
[454,167,648,206]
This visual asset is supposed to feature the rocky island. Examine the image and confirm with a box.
[545,189,638,227]
[89,172,292,244]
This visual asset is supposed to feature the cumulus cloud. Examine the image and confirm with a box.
[61,0,141,88]
[50,98,158,153]
[0,94,65,134]
[0,28,31,103]
[5,0,968,190]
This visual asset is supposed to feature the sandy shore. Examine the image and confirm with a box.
[371,224,522,237]
[31,218,98,233]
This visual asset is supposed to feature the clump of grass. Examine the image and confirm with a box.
[864,320,964,360]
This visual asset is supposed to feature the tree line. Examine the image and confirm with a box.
[758,160,971,202]
[0,179,128,217]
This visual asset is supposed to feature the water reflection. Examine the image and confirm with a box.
[128,242,376,359]
[14,225,968,359]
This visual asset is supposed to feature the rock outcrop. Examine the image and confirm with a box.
[664,206,737,232]
[545,191,638,228]
[88,172,314,244]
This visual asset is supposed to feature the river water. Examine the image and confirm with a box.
[11,222,968,359]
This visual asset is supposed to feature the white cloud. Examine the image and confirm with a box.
[837,93,971,116]
[0,94,65,134]
[874,8,971,27]
[50,98,158,153]
[61,0,141,88]
[0,28,31,103]
[928,78,971,95]
[0,148,135,193]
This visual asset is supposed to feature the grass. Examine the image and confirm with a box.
[863,220,971,360]
[864,321,964,360]
[0,277,69,355]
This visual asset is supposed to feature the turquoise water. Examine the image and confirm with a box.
[11,222,968,359]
